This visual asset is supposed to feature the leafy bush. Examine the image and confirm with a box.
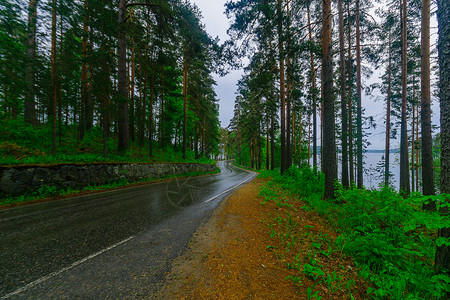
[262,165,450,299]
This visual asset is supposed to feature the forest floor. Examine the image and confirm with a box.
[155,178,369,299]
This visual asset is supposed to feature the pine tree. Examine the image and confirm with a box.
[322,0,337,199]
[435,0,450,275]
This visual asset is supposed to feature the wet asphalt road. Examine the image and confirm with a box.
[0,161,256,299]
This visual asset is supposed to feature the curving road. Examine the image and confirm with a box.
[0,161,256,299]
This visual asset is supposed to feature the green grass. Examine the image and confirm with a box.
[0,118,215,166]
[259,166,450,299]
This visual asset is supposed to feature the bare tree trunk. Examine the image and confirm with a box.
[85,34,93,132]
[347,2,354,185]
[307,4,317,169]
[58,15,63,146]
[400,0,410,195]
[117,0,129,153]
[149,73,154,157]
[80,0,88,140]
[266,118,270,170]
[421,0,435,199]
[50,0,57,155]
[356,0,363,189]
[385,30,392,187]
[159,66,165,147]
[139,69,146,148]
[435,0,450,275]
[25,0,38,125]
[102,43,110,158]
[416,104,419,191]
[278,0,286,174]
[129,12,135,143]
[322,0,337,199]
[182,48,188,160]
[286,1,292,169]
[339,0,348,187]
[412,81,416,192]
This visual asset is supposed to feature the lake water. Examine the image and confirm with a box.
[311,152,402,190]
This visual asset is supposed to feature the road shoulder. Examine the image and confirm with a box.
[155,178,302,299]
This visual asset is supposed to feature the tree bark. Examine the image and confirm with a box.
[117,0,129,153]
[129,13,136,143]
[266,117,270,170]
[412,77,416,192]
[182,47,188,160]
[400,0,410,195]
[435,0,450,274]
[322,0,337,199]
[338,0,348,187]
[355,0,363,189]
[159,66,165,147]
[278,0,286,174]
[385,29,392,187]
[347,2,354,185]
[149,73,154,157]
[307,4,317,169]
[286,1,292,169]
[51,0,57,155]
[421,0,435,198]
[80,0,89,140]
[25,0,38,125]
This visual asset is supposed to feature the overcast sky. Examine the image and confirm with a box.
[191,0,241,130]
[190,0,440,150]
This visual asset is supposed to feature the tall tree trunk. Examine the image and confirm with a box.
[102,43,110,158]
[182,48,188,160]
[149,73,154,157]
[117,0,129,153]
[435,0,450,275]
[355,0,363,189]
[85,35,93,132]
[278,0,286,174]
[58,15,63,146]
[129,12,135,143]
[385,30,392,187]
[266,117,270,170]
[347,2,354,185]
[271,112,275,170]
[25,0,38,125]
[400,0,410,195]
[412,82,416,192]
[50,0,57,155]
[416,104,419,191]
[339,0,348,187]
[307,4,317,169]
[80,0,89,140]
[159,66,165,147]
[322,0,337,199]
[286,1,292,169]
[421,0,435,198]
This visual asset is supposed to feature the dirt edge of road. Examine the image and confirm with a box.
[155,177,368,299]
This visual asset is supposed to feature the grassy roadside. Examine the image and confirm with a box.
[0,167,220,209]
[258,175,369,299]
[156,179,367,299]
[259,167,450,299]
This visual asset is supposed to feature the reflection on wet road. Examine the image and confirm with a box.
[0,161,256,298]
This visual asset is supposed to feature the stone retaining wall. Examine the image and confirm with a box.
[0,163,217,196]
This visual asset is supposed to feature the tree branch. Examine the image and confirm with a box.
[126,2,158,8]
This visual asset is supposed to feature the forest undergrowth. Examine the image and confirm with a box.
[258,166,450,299]
[0,119,214,166]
